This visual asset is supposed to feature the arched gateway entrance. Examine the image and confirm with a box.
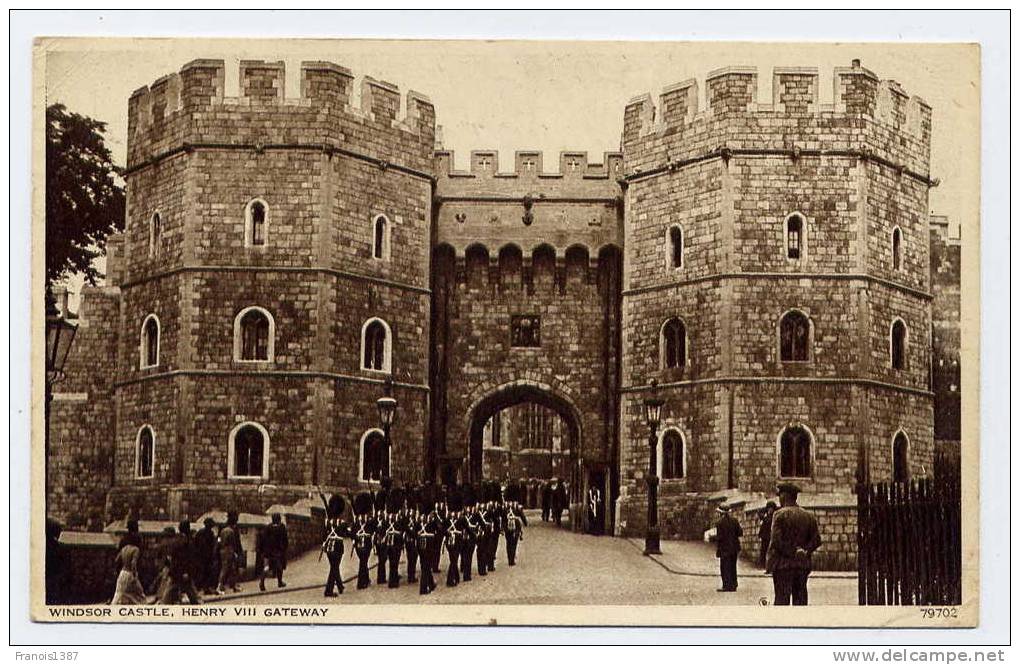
[466,384,581,487]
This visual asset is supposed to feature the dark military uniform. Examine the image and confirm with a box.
[766,487,822,606]
[403,509,419,583]
[504,504,526,566]
[416,519,437,595]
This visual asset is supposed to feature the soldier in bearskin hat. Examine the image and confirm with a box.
[373,483,390,585]
[416,491,438,595]
[504,498,527,566]
[385,488,406,588]
[457,484,478,582]
[444,487,463,587]
[318,491,350,597]
[403,485,421,584]
[351,492,375,590]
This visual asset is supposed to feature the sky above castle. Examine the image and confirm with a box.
[42,38,976,252]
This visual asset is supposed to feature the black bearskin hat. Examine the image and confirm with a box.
[418,482,436,514]
[386,487,406,514]
[447,486,464,513]
[373,487,388,513]
[353,492,374,517]
[327,494,346,519]
[462,484,477,508]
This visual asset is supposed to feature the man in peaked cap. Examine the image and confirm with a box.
[765,482,822,606]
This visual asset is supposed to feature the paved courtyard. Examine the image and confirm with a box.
[209,512,856,606]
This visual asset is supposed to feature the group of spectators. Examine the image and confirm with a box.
[109,511,289,605]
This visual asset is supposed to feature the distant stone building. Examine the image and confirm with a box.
[929,214,961,477]
[48,59,951,564]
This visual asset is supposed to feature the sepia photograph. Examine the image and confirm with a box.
[18,13,999,641]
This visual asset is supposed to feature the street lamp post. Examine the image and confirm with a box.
[44,287,78,516]
[643,378,665,555]
[376,376,397,479]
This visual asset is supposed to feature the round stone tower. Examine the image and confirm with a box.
[616,61,935,550]
[109,59,435,518]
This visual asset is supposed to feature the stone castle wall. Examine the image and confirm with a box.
[47,60,944,566]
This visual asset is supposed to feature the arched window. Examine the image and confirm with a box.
[246,199,268,247]
[659,428,686,480]
[892,431,910,483]
[361,318,392,372]
[786,213,804,260]
[660,318,688,369]
[891,318,907,370]
[360,429,389,482]
[140,314,160,369]
[233,307,275,362]
[891,226,903,271]
[228,422,268,479]
[667,225,684,269]
[779,310,811,362]
[779,425,812,478]
[136,425,155,479]
[150,212,162,257]
[372,214,390,260]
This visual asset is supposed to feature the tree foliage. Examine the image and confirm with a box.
[45,103,125,288]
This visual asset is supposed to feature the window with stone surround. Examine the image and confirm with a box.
[372,214,390,260]
[659,428,685,480]
[360,429,389,482]
[779,425,812,478]
[667,225,684,270]
[779,310,811,362]
[361,317,392,372]
[785,212,804,260]
[891,318,908,370]
[136,425,155,479]
[892,226,903,271]
[510,314,541,347]
[245,198,269,247]
[139,314,160,369]
[892,431,910,483]
[228,422,268,480]
[660,317,688,369]
[149,212,162,257]
[234,307,274,363]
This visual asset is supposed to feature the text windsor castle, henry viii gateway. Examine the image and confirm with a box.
[48,57,959,567]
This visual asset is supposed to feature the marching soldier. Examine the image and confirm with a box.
[457,486,478,582]
[385,489,405,588]
[373,508,390,586]
[319,492,350,597]
[444,489,463,587]
[504,501,527,566]
[352,493,375,590]
[416,497,438,595]
[474,495,491,576]
[403,499,420,584]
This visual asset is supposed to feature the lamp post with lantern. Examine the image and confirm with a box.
[376,376,397,479]
[44,288,78,513]
[643,378,665,555]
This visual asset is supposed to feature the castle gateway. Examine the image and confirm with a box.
[49,59,935,555]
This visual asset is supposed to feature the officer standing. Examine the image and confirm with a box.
[714,504,742,592]
[765,482,822,606]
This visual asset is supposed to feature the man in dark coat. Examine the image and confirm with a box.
[766,482,822,606]
[714,505,743,592]
[194,517,218,593]
[259,513,288,591]
[160,521,202,604]
[550,478,568,527]
[45,518,67,605]
[540,481,552,521]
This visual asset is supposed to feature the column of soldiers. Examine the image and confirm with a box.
[317,479,528,597]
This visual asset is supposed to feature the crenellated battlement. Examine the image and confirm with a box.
[623,60,931,149]
[127,59,436,172]
[435,149,624,181]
